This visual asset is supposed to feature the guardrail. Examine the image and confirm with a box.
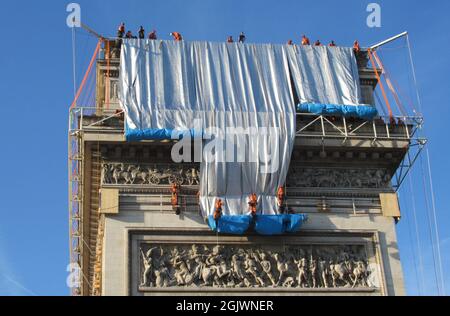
[70,107,424,143]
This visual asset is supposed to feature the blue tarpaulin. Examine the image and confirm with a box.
[125,125,204,141]
[207,215,252,235]
[208,214,308,235]
[297,103,378,120]
[254,214,308,235]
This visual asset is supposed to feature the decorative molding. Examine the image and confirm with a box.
[286,167,391,189]
[102,163,200,186]
[138,243,377,290]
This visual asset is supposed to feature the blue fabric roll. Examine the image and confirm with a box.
[297,103,378,120]
[254,214,308,235]
[207,215,252,235]
[284,214,308,233]
[254,215,285,235]
[125,125,204,141]
[208,214,307,235]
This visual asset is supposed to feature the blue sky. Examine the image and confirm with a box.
[0,0,449,295]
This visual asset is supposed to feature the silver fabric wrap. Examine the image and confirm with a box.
[119,40,360,216]
[286,45,361,105]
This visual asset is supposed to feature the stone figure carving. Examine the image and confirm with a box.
[138,244,376,290]
[154,262,170,288]
[296,257,309,288]
[186,168,200,185]
[286,167,391,189]
[102,163,199,186]
[258,252,277,287]
[140,247,157,287]
[318,258,329,288]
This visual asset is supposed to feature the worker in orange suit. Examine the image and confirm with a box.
[329,40,337,47]
[353,40,361,53]
[171,183,180,215]
[170,183,179,206]
[277,187,285,206]
[248,194,258,217]
[170,32,183,41]
[301,35,310,45]
[213,199,223,221]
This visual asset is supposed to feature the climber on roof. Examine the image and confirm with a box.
[117,23,125,38]
[138,26,145,39]
[148,30,157,40]
[301,35,310,45]
[239,32,246,43]
[353,40,361,53]
[170,32,183,41]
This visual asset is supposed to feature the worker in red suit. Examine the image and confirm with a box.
[170,183,179,206]
[314,40,322,46]
[277,187,285,214]
[287,39,293,45]
[148,30,157,40]
[329,40,337,47]
[214,199,223,221]
[301,35,310,45]
[248,193,258,217]
[227,36,234,43]
[353,40,361,53]
[170,32,183,41]
[171,183,180,215]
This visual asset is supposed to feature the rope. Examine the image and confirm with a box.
[419,154,441,295]
[425,147,446,295]
[406,35,423,115]
[377,49,419,115]
[408,175,425,295]
[367,49,393,118]
[70,39,102,109]
[373,51,408,117]
[406,34,445,295]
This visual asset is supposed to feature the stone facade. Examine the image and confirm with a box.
[74,45,408,296]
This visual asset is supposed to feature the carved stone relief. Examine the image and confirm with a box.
[138,243,377,290]
[102,163,200,186]
[103,163,391,190]
[286,167,391,189]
